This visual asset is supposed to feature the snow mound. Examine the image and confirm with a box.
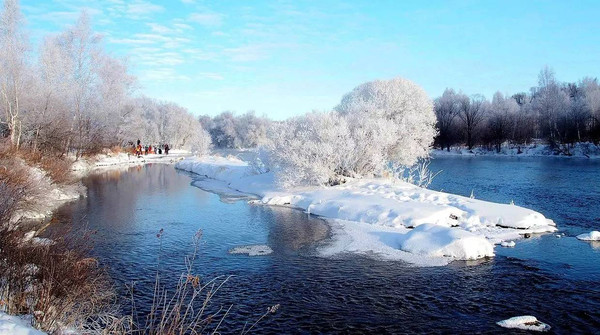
[576,231,600,241]
[500,241,516,247]
[229,245,273,256]
[398,224,494,260]
[0,312,46,335]
[496,315,551,332]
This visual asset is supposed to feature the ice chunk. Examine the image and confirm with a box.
[576,231,600,241]
[500,241,515,247]
[229,245,273,256]
[496,315,550,332]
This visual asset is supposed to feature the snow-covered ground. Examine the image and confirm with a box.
[71,151,190,176]
[0,312,45,335]
[175,155,557,266]
[433,142,600,158]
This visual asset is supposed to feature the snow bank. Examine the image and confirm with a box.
[176,156,557,265]
[496,315,551,332]
[10,161,84,224]
[84,152,189,170]
[576,231,600,241]
[229,245,273,256]
[433,142,600,159]
[397,224,494,260]
[0,313,45,335]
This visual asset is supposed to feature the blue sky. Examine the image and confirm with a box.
[21,0,600,120]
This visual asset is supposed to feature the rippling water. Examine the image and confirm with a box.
[52,160,600,333]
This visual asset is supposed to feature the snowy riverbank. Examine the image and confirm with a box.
[0,312,45,335]
[10,160,84,225]
[176,155,557,266]
[432,142,600,158]
[71,150,190,175]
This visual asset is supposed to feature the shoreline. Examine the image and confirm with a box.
[432,142,600,159]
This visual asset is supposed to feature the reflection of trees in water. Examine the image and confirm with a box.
[254,205,329,252]
[60,165,209,233]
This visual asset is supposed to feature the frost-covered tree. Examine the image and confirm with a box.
[337,77,437,167]
[200,111,270,148]
[267,111,353,187]
[268,77,436,187]
[0,0,29,148]
[434,89,461,151]
[531,66,569,143]
[131,97,211,153]
[458,94,486,150]
[581,77,600,142]
[486,92,518,152]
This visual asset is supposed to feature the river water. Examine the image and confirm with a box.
[52,158,600,334]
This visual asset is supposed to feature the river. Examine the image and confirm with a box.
[51,157,600,333]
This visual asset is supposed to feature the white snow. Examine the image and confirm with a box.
[84,152,189,170]
[576,231,600,241]
[397,224,494,260]
[0,312,46,335]
[496,315,551,332]
[229,245,273,256]
[176,155,557,265]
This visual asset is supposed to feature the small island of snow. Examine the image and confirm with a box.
[176,155,557,266]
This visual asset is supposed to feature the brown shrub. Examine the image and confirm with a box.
[0,158,34,226]
[0,226,118,333]
[8,142,74,185]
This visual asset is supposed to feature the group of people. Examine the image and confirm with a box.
[133,139,169,157]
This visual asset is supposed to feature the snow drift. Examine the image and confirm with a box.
[576,231,600,241]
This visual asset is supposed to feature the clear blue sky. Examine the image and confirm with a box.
[21,0,600,120]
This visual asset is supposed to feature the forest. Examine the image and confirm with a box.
[0,0,210,157]
[200,67,600,156]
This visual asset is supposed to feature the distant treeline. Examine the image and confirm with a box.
[434,67,600,152]
[198,111,271,149]
[0,1,210,156]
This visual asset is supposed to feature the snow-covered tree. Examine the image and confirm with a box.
[268,77,437,187]
[0,0,29,148]
[199,111,270,148]
[531,66,569,142]
[434,89,461,151]
[267,111,353,187]
[458,94,486,150]
[337,77,437,167]
[486,92,518,152]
